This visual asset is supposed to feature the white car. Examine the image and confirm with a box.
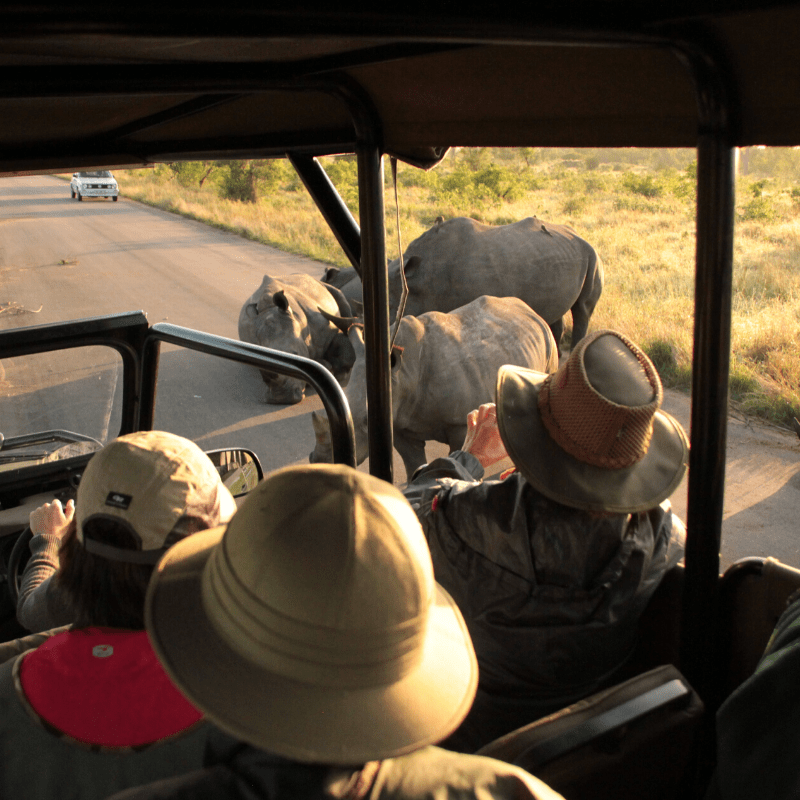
[70,170,119,201]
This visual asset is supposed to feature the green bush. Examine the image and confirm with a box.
[613,196,663,213]
[562,195,587,216]
[216,160,292,203]
[320,156,359,213]
[739,195,778,222]
[167,162,215,188]
[621,172,663,198]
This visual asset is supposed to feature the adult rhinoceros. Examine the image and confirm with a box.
[238,273,356,404]
[320,216,603,349]
[319,266,363,307]
[309,295,559,476]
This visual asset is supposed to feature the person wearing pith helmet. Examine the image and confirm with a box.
[107,464,566,800]
[404,329,689,752]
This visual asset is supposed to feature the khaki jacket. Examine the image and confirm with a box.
[106,744,566,800]
[404,452,685,751]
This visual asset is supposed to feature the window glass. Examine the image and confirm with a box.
[1,346,123,445]
[151,345,316,476]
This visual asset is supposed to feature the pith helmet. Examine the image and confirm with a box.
[144,463,478,764]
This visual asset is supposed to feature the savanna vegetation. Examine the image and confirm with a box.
[114,147,800,429]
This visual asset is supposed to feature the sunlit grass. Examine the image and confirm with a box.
[117,149,800,429]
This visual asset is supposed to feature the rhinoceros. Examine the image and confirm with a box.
[309,295,559,476]
[320,216,603,349]
[238,273,356,404]
[320,266,363,307]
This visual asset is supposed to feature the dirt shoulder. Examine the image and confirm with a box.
[662,389,800,570]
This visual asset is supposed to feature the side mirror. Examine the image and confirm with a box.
[205,448,263,497]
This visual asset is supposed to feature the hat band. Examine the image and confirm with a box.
[82,538,167,564]
[537,372,657,470]
[200,539,427,689]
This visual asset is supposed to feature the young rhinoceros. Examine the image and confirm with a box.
[309,295,559,477]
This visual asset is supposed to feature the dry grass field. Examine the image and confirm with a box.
[116,147,800,429]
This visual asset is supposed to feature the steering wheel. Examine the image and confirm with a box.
[7,526,33,607]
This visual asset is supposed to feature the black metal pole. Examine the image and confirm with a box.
[673,38,735,709]
[672,37,736,797]
[288,153,362,274]
[357,144,393,482]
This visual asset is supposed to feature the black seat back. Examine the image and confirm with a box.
[476,664,704,800]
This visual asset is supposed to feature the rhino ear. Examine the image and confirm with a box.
[390,344,404,370]
[322,267,340,284]
[403,255,422,277]
[245,303,259,320]
[273,290,291,313]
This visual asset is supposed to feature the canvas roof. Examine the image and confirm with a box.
[0,3,797,174]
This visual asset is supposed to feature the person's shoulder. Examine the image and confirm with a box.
[369,745,566,800]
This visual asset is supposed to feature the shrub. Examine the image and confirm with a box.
[320,156,359,214]
[739,195,778,222]
[167,162,216,188]
[621,172,663,198]
[216,160,291,203]
[562,195,587,216]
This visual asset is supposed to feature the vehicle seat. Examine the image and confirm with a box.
[717,556,800,699]
[615,562,685,683]
[476,664,704,800]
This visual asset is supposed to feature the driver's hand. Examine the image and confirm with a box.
[29,499,75,540]
[461,403,510,469]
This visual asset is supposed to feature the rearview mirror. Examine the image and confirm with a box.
[205,448,263,497]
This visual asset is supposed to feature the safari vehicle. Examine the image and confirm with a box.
[1,3,800,798]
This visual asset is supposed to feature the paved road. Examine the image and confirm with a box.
[2,175,799,569]
[0,174,342,479]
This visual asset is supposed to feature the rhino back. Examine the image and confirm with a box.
[392,295,557,438]
[395,216,596,323]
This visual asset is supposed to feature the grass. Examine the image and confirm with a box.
[115,148,800,430]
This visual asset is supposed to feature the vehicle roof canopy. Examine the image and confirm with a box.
[0,2,798,174]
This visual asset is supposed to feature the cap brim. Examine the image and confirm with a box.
[146,527,478,765]
[497,365,689,514]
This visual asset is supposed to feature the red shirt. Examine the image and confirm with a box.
[19,627,202,747]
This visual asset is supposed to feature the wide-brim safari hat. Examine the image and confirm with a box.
[497,330,689,514]
[145,463,478,765]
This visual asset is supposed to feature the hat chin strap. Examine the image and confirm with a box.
[82,538,166,564]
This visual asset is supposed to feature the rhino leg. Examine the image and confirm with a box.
[445,424,468,453]
[394,433,428,480]
[549,317,564,351]
[261,371,306,405]
[309,409,334,463]
[569,252,604,348]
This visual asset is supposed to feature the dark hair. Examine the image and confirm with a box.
[56,514,210,629]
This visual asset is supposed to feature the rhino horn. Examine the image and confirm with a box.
[321,282,353,317]
[318,306,358,333]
